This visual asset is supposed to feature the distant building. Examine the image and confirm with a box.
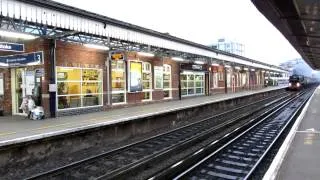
[209,38,245,56]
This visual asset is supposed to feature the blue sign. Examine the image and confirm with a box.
[0,42,24,52]
[0,51,43,67]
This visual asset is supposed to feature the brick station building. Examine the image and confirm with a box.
[0,37,269,117]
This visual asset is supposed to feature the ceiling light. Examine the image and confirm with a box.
[244,67,249,71]
[172,57,184,61]
[0,30,37,40]
[211,63,220,66]
[251,69,255,71]
[195,60,205,65]
[224,65,231,68]
[235,66,241,70]
[137,52,154,57]
[84,44,109,50]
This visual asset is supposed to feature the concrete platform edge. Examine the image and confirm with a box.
[262,86,319,180]
[0,87,285,147]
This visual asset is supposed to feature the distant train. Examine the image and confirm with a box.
[287,75,305,90]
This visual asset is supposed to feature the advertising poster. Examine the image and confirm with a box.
[154,66,163,89]
[0,73,3,95]
[129,61,142,92]
[25,71,35,95]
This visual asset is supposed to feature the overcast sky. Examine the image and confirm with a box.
[53,0,301,65]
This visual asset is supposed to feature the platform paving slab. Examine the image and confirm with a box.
[276,86,320,180]
[0,86,285,146]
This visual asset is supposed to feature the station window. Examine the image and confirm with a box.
[212,72,218,88]
[142,62,152,101]
[111,60,126,104]
[57,67,103,110]
[218,70,224,81]
[163,64,172,98]
[227,72,231,88]
[181,71,204,96]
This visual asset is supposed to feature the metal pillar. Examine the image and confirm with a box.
[178,63,182,100]
[224,67,228,94]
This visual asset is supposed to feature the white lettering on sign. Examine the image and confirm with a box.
[192,65,203,70]
[0,44,12,50]
[6,58,26,63]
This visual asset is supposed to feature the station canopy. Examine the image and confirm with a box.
[252,0,320,70]
[0,0,287,73]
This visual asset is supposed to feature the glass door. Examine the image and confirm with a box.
[12,68,35,115]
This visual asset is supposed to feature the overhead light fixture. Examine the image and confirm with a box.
[262,70,265,73]
[211,63,220,66]
[137,52,154,57]
[84,44,109,50]
[0,30,37,40]
[251,69,255,71]
[195,60,205,65]
[172,57,184,61]
[244,67,249,71]
[224,65,231,68]
[235,66,241,70]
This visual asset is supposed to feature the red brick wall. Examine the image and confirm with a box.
[56,41,106,67]
[0,69,11,115]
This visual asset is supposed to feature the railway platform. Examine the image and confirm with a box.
[264,85,320,180]
[0,86,286,147]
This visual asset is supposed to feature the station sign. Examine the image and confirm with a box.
[35,68,45,77]
[218,66,224,72]
[0,51,43,67]
[181,63,207,72]
[0,42,24,52]
[110,51,125,61]
[192,65,203,70]
[211,66,218,73]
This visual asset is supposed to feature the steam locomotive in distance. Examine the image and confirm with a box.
[287,74,319,90]
[287,75,304,90]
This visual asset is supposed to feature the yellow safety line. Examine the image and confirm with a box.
[0,131,17,136]
[31,122,74,131]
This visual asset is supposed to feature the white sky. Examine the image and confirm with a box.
[53,0,301,65]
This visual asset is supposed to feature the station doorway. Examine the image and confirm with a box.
[11,68,41,115]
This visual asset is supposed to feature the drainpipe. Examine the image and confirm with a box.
[49,39,56,117]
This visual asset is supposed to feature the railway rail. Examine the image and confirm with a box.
[162,88,314,180]
[26,91,296,180]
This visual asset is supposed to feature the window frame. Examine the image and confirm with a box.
[111,60,127,105]
[56,66,103,110]
[142,62,152,101]
[163,64,172,99]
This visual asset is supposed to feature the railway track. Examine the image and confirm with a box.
[26,91,293,180]
[162,88,313,180]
